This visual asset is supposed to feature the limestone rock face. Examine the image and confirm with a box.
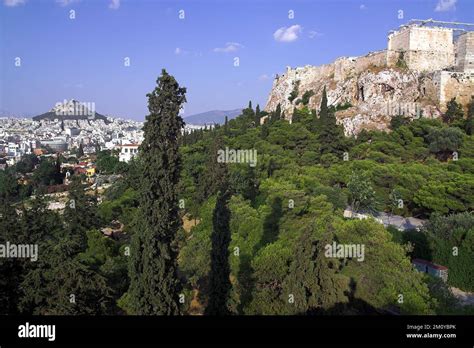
[265,55,473,136]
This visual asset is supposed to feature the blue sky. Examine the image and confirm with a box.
[1,0,473,120]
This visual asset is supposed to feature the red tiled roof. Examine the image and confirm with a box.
[413,258,448,270]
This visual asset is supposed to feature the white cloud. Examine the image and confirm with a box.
[308,30,322,39]
[4,0,25,7]
[109,0,120,10]
[258,74,270,81]
[175,47,187,55]
[273,25,302,42]
[213,42,244,53]
[359,4,367,10]
[175,48,201,56]
[56,0,80,6]
[174,47,192,56]
[435,0,456,12]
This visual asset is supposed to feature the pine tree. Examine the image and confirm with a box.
[443,98,464,124]
[205,187,232,315]
[0,202,26,314]
[311,228,348,312]
[64,176,100,250]
[347,171,376,213]
[19,238,114,315]
[128,69,186,314]
[267,158,277,177]
[283,225,348,314]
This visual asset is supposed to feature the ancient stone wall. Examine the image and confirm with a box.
[388,26,454,71]
[436,71,474,111]
[408,26,453,52]
[388,27,410,51]
[456,32,474,73]
[354,51,388,74]
[406,50,454,72]
[333,51,387,82]
[334,57,357,82]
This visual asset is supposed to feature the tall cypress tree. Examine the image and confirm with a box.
[77,143,84,158]
[255,104,261,126]
[317,86,344,155]
[205,186,232,315]
[271,103,282,123]
[292,108,300,124]
[224,115,229,135]
[466,97,474,136]
[128,69,186,315]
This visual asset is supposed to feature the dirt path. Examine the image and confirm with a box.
[450,287,474,306]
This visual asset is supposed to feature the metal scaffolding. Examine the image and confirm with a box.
[408,18,474,31]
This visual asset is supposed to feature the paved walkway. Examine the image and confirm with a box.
[343,207,426,231]
[451,287,474,306]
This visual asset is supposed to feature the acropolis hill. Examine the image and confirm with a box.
[265,19,474,135]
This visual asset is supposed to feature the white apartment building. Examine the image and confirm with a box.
[118,144,139,163]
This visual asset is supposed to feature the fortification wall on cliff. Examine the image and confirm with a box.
[456,32,474,73]
[387,25,455,71]
[264,24,474,135]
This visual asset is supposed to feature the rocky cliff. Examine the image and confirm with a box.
[264,50,473,136]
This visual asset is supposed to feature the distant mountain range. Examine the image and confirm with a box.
[183,109,242,125]
[5,102,242,126]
